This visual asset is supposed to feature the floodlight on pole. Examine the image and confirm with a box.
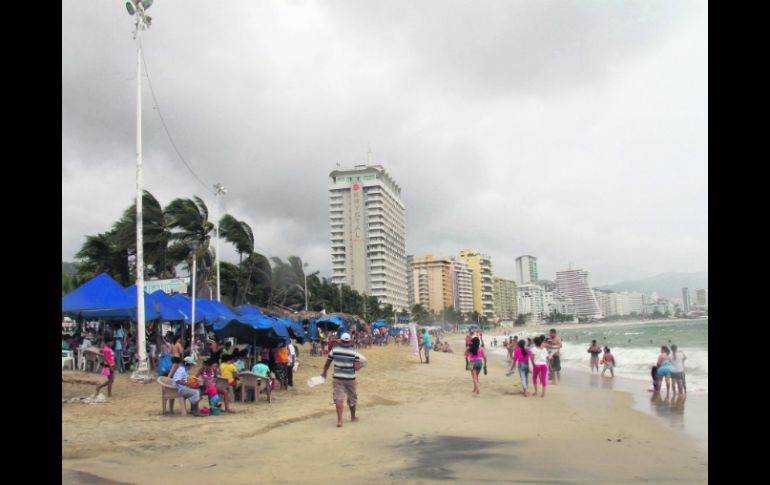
[213,183,227,302]
[127,0,153,383]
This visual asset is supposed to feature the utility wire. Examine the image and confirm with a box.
[139,40,215,196]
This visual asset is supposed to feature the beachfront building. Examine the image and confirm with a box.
[555,268,602,320]
[593,289,611,318]
[460,248,496,320]
[517,283,545,321]
[626,292,645,315]
[409,255,455,314]
[493,276,518,321]
[544,289,575,318]
[644,298,674,316]
[682,287,691,313]
[406,255,415,310]
[515,255,539,285]
[329,164,408,310]
[452,259,474,315]
[695,288,708,309]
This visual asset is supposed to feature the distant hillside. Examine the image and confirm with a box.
[62,261,78,275]
[597,272,708,299]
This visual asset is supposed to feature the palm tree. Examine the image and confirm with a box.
[165,196,214,298]
[75,230,131,286]
[112,190,181,279]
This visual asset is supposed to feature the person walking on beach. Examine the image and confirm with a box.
[669,345,686,395]
[548,329,562,385]
[465,336,487,396]
[587,340,601,373]
[321,332,362,428]
[95,337,116,397]
[514,339,532,397]
[274,344,290,390]
[531,336,549,398]
[600,347,615,377]
[422,329,432,364]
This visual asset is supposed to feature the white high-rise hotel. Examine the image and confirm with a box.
[329,164,409,310]
[555,268,602,320]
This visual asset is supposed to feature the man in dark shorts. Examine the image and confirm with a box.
[321,332,362,428]
[548,329,562,385]
[167,335,184,378]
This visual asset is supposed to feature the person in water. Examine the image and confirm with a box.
[587,340,601,373]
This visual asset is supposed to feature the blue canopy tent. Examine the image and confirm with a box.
[316,315,346,333]
[208,299,241,321]
[371,320,387,328]
[170,294,206,325]
[123,285,162,321]
[61,273,138,320]
[212,313,290,348]
[149,290,190,322]
[303,319,319,341]
[194,299,224,325]
[236,304,261,315]
[277,317,306,344]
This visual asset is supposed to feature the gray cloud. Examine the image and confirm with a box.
[62,0,707,287]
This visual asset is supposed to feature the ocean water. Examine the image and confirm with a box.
[489,319,708,394]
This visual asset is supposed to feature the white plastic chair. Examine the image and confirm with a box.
[77,348,86,371]
[62,350,75,370]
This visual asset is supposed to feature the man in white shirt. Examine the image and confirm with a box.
[173,356,202,416]
[668,344,686,395]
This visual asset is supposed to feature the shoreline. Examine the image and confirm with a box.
[454,335,708,453]
[513,317,707,331]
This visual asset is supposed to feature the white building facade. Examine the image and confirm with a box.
[555,269,602,320]
[515,255,539,285]
[329,164,409,310]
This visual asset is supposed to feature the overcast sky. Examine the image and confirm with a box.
[62,0,708,287]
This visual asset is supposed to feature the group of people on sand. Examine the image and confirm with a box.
[463,328,564,398]
[163,334,299,416]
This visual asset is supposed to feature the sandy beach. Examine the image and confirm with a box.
[62,341,707,484]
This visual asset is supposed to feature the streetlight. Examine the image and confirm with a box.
[188,240,200,358]
[213,183,227,302]
[126,0,153,382]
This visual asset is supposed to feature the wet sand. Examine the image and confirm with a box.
[63,342,707,484]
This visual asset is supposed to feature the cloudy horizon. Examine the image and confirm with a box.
[62,0,708,288]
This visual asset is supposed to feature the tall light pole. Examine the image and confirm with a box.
[303,262,309,312]
[188,240,200,359]
[213,183,227,302]
[303,264,319,312]
[126,0,153,382]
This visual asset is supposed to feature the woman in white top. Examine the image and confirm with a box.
[530,336,550,398]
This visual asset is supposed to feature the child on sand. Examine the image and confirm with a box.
[95,337,116,397]
[601,347,615,377]
[220,354,240,395]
